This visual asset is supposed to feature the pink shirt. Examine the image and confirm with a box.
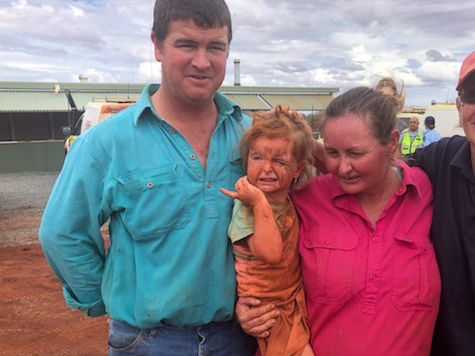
[291,160,441,356]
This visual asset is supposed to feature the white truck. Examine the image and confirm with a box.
[423,103,463,137]
[63,99,137,152]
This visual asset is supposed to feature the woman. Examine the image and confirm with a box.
[236,78,441,356]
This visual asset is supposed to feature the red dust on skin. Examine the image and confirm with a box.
[246,137,303,203]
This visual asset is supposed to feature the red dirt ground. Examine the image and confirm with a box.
[0,210,109,355]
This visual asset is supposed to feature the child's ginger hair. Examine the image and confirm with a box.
[240,105,315,185]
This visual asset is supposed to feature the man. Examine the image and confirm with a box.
[412,49,475,356]
[422,115,442,147]
[39,0,257,355]
[399,116,424,155]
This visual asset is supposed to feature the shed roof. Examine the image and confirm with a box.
[260,94,333,111]
[70,92,141,111]
[0,81,338,112]
[0,91,71,112]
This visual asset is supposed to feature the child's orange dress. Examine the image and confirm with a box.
[228,198,310,356]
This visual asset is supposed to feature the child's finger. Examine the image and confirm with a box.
[219,187,237,198]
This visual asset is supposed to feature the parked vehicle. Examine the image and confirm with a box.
[423,103,462,137]
[63,98,136,152]
[397,102,461,138]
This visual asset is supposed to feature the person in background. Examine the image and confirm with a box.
[399,116,424,155]
[38,0,257,355]
[235,78,441,356]
[220,105,315,356]
[422,116,442,147]
[411,49,475,356]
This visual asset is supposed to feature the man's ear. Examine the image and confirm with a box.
[151,32,163,62]
[456,96,464,127]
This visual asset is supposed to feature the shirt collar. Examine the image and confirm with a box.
[451,139,471,170]
[131,84,243,126]
[328,158,424,201]
[394,159,424,199]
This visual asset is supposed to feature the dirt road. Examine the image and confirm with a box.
[0,173,108,355]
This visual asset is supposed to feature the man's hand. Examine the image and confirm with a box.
[235,297,280,338]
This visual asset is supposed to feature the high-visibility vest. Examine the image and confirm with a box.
[400,129,424,155]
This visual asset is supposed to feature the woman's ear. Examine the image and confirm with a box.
[389,129,400,154]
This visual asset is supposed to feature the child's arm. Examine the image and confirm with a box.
[220,176,283,264]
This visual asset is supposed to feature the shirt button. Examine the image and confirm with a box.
[190,154,196,160]
[369,273,376,280]
[324,240,330,245]
[147,182,154,188]
[170,129,177,134]
[372,237,379,243]
[207,182,212,188]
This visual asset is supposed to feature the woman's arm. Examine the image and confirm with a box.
[313,139,327,174]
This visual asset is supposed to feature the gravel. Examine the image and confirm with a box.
[0,172,59,246]
[0,172,59,211]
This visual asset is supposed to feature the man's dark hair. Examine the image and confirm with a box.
[152,0,232,43]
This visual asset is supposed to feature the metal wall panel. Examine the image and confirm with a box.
[0,92,70,112]
[260,94,333,111]
[224,94,270,110]
[70,92,141,111]
[0,141,65,173]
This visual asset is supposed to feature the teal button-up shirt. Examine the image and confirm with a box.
[39,84,250,328]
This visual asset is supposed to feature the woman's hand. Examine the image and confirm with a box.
[235,297,280,338]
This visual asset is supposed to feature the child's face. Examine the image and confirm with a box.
[247,136,303,202]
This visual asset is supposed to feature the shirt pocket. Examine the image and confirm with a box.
[391,234,441,311]
[303,226,358,304]
[117,165,191,240]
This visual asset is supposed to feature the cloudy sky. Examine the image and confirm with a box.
[1,0,474,106]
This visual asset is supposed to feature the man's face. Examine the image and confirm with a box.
[457,73,475,146]
[152,19,229,107]
[408,117,419,132]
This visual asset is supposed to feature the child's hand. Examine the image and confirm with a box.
[220,176,266,207]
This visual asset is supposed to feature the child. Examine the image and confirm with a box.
[220,105,315,356]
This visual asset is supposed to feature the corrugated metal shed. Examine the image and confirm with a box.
[0,82,145,112]
[0,81,338,112]
[0,82,339,172]
[0,141,65,172]
[70,92,141,111]
[260,94,333,111]
[0,91,70,112]
[224,94,270,110]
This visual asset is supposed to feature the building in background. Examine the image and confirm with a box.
[0,81,338,172]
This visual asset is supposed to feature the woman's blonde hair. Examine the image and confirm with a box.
[322,77,405,145]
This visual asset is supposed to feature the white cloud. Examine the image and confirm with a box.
[0,0,474,106]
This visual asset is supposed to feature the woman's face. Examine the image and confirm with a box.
[323,115,398,197]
